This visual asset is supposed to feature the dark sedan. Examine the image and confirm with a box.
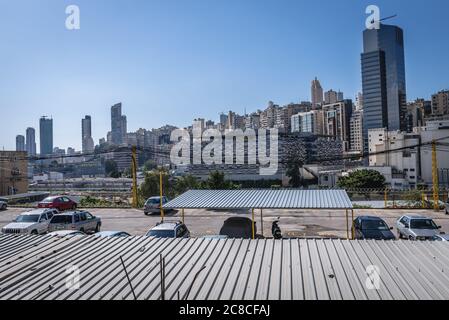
[220,217,256,239]
[353,216,396,240]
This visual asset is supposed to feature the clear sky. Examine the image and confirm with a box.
[1,0,448,151]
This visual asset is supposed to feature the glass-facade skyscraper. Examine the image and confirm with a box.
[361,23,407,149]
[26,127,36,156]
[111,103,127,145]
[39,116,53,155]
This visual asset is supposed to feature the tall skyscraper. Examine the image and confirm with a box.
[39,116,53,155]
[26,127,36,156]
[337,91,344,102]
[16,135,25,152]
[111,103,125,145]
[82,115,95,153]
[121,115,127,143]
[361,23,407,149]
[311,77,324,109]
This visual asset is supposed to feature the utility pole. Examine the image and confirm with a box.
[432,140,439,211]
[160,171,165,222]
[131,146,138,208]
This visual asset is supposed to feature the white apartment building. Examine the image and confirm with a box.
[368,128,420,189]
[415,120,449,185]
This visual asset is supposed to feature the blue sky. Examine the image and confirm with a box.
[0,0,448,151]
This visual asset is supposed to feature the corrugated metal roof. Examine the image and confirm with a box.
[1,234,449,300]
[163,190,353,209]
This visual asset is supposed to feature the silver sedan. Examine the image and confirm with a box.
[396,215,442,241]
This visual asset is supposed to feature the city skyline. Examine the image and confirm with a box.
[1,0,449,151]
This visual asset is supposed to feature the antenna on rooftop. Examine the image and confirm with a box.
[371,14,397,24]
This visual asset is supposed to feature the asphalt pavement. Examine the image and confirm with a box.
[2,207,449,238]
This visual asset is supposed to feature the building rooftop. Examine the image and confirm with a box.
[1,234,449,300]
[164,189,353,210]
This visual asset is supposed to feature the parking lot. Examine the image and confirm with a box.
[2,206,449,238]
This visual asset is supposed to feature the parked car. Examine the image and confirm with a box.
[219,217,256,239]
[95,231,131,238]
[396,215,442,240]
[48,230,86,237]
[38,196,77,211]
[145,221,190,238]
[144,196,170,215]
[353,216,396,240]
[445,199,449,215]
[0,200,7,211]
[432,234,449,241]
[48,211,101,234]
[1,209,58,235]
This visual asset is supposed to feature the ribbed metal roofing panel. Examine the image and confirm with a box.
[163,189,352,209]
[1,234,449,300]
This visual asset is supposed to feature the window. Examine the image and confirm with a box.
[400,217,409,227]
[47,211,54,220]
[410,219,438,230]
[80,212,87,221]
[74,214,80,223]
[86,212,94,220]
[39,214,48,222]
[16,215,40,223]
[50,215,72,224]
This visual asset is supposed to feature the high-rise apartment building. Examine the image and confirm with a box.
[39,116,53,155]
[362,23,407,149]
[311,77,324,109]
[16,135,25,152]
[349,110,364,153]
[406,99,430,132]
[322,100,353,151]
[26,127,36,156]
[431,90,449,116]
[0,151,28,196]
[355,92,364,111]
[82,115,95,153]
[324,90,343,105]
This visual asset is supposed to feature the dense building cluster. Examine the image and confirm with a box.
[9,23,449,192]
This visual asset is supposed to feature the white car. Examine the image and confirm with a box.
[1,209,58,235]
[0,201,7,210]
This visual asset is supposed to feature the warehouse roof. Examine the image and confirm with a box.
[163,189,353,209]
[1,234,449,300]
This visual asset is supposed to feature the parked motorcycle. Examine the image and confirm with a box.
[272,217,282,239]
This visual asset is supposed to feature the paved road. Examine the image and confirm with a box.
[1,207,449,239]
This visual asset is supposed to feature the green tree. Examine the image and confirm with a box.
[286,162,302,188]
[143,159,157,172]
[105,160,120,178]
[174,174,200,195]
[337,169,385,190]
[138,169,174,201]
[205,171,234,190]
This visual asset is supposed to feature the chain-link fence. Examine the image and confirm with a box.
[346,188,448,210]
